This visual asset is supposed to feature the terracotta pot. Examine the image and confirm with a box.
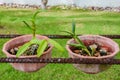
[2,35,53,72]
[66,35,119,74]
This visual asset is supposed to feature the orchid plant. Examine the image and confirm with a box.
[16,11,64,57]
[63,21,96,56]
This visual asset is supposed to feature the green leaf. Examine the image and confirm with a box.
[23,21,33,30]
[72,20,76,34]
[48,39,64,52]
[68,43,83,49]
[83,48,91,56]
[37,40,48,57]
[91,47,96,56]
[61,31,74,37]
[30,38,41,44]
[32,10,40,20]
[75,35,85,46]
[16,42,32,57]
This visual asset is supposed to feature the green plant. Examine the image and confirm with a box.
[16,11,64,57]
[63,21,92,56]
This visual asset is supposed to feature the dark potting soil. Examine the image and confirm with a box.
[8,44,50,56]
[70,43,112,57]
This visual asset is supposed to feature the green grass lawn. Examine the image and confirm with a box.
[0,8,120,80]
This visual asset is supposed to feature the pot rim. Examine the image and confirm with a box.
[2,34,53,58]
[66,35,120,59]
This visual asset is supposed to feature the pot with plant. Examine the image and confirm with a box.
[2,11,64,72]
[65,21,119,74]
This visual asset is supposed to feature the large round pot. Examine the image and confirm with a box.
[66,35,119,74]
[2,35,53,72]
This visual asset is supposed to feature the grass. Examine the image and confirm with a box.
[0,8,120,80]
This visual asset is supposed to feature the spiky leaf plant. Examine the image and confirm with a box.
[16,11,64,57]
[63,21,93,56]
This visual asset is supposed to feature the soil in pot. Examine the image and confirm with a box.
[2,35,53,72]
[66,35,119,74]
[70,42,112,57]
[7,43,51,72]
[69,41,113,74]
[8,44,50,56]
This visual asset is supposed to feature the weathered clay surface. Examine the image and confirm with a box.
[3,35,53,72]
[66,35,119,74]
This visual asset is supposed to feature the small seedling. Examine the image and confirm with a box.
[63,21,92,56]
[64,21,109,56]
[16,11,64,57]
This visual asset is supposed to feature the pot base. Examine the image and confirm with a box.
[3,35,53,72]
[73,64,111,74]
[66,35,119,74]
[10,63,47,72]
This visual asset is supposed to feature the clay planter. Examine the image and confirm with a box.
[2,35,53,72]
[66,35,119,74]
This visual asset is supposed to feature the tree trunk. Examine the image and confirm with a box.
[41,0,48,9]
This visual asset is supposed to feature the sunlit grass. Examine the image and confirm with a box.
[0,8,120,80]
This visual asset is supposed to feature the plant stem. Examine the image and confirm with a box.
[71,21,91,56]
[32,20,36,38]
[33,28,36,38]
[32,11,40,38]
[74,35,91,56]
